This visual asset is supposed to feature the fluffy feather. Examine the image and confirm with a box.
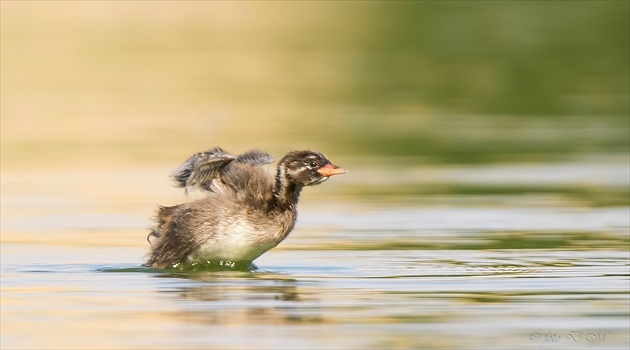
[145,148,344,269]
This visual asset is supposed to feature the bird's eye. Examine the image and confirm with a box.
[309,161,318,168]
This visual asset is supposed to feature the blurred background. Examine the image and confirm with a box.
[2,1,628,170]
[2,3,629,349]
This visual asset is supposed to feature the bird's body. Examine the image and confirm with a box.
[145,148,345,269]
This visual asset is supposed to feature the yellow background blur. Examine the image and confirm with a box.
[2,1,628,170]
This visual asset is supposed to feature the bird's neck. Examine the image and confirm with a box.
[272,164,302,210]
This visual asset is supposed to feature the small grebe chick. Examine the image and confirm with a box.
[145,147,346,269]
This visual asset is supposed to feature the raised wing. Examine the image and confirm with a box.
[234,149,274,166]
[172,147,236,191]
[171,147,274,193]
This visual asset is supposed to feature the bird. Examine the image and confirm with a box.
[144,147,346,269]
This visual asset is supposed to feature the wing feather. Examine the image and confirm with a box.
[172,147,236,191]
[234,149,274,166]
[171,147,274,193]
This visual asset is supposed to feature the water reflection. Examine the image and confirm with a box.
[2,223,628,349]
[159,272,325,326]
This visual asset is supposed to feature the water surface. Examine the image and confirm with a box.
[1,160,628,349]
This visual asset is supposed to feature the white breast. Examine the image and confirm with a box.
[193,218,281,263]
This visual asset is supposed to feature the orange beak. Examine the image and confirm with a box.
[317,163,347,177]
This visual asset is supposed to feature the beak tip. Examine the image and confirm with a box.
[317,163,347,177]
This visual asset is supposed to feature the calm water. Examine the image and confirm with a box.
[1,160,629,349]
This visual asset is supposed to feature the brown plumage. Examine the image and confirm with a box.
[144,148,346,269]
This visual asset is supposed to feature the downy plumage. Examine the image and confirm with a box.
[145,147,346,269]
